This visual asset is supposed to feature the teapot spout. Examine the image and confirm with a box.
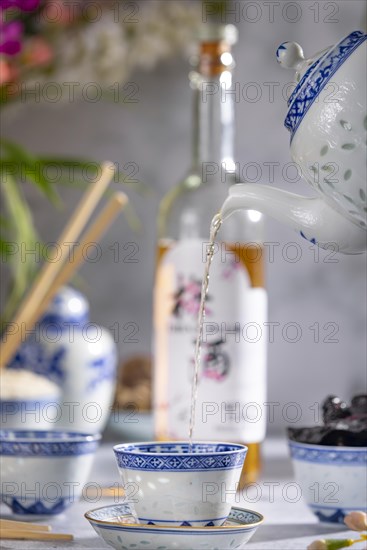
[221,184,366,254]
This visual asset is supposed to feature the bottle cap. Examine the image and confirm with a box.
[199,24,238,45]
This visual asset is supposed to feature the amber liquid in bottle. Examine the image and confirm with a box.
[227,243,264,486]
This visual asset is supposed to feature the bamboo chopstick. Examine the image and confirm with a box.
[100,485,125,498]
[32,192,128,331]
[0,529,73,541]
[81,484,125,499]
[0,519,51,532]
[0,161,115,368]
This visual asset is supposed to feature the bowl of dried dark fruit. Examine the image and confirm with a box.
[288,395,367,524]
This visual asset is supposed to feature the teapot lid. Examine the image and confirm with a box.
[276,31,366,139]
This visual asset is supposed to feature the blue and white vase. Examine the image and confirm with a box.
[9,287,117,434]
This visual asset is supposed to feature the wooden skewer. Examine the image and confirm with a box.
[0,519,51,532]
[0,529,73,541]
[0,161,115,369]
[32,192,128,327]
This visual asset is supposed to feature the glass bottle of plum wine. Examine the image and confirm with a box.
[153,24,267,486]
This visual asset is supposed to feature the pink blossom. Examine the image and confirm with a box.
[0,0,40,11]
[0,20,23,55]
[23,37,53,67]
[42,0,82,26]
[0,57,12,83]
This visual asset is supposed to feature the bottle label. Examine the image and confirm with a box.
[154,239,267,443]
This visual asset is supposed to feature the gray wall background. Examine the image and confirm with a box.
[2,1,366,433]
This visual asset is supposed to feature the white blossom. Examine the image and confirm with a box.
[19,0,201,103]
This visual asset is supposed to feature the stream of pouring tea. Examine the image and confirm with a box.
[188,213,222,449]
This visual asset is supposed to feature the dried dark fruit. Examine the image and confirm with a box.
[322,395,350,423]
[351,394,367,415]
[288,426,329,445]
[288,394,367,447]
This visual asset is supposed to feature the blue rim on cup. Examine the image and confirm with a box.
[113,441,247,527]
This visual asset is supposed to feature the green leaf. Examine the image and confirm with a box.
[0,214,12,232]
[0,139,59,204]
[121,201,142,233]
[36,157,153,196]
[326,539,355,550]
[0,173,42,323]
[0,237,12,260]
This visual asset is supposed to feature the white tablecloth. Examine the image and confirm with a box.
[0,437,364,549]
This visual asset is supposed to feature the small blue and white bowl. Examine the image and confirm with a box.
[113,441,247,527]
[289,440,367,523]
[0,430,100,515]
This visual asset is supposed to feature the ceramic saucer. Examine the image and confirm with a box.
[85,504,264,550]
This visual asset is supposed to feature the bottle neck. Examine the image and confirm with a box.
[190,48,235,177]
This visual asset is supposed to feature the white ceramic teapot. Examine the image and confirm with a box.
[221,30,367,254]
